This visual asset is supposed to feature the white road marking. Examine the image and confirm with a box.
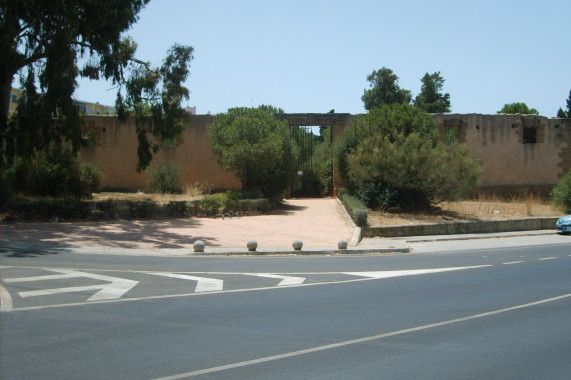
[502,261,525,265]
[538,257,558,261]
[3,273,83,282]
[5,269,138,301]
[0,284,13,311]
[152,293,571,379]
[147,273,223,292]
[343,265,491,279]
[245,273,306,286]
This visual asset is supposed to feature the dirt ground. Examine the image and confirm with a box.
[368,196,564,226]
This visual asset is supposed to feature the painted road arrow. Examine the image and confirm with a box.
[5,269,139,301]
[147,273,224,292]
[343,265,491,279]
[244,273,306,286]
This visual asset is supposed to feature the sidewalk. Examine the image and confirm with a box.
[1,199,561,256]
[0,199,355,253]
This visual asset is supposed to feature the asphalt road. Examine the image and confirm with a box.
[1,238,570,379]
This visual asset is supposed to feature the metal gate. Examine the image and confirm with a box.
[290,126,331,198]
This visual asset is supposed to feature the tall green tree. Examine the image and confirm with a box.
[334,104,482,210]
[361,67,412,111]
[209,106,298,202]
[556,90,570,118]
[497,102,539,115]
[414,72,451,113]
[0,0,193,174]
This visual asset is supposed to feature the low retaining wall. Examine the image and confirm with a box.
[362,218,560,238]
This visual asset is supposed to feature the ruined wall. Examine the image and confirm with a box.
[79,115,241,191]
[79,113,570,194]
[433,114,571,193]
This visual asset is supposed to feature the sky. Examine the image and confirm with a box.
[73,0,571,117]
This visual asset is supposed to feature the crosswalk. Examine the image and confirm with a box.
[0,264,497,312]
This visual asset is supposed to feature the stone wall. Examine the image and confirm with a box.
[433,114,571,194]
[79,113,570,194]
[79,115,240,191]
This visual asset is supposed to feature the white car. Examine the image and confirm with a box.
[556,215,571,235]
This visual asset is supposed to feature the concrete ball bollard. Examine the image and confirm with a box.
[193,240,205,253]
[292,239,303,251]
[246,240,258,251]
[338,239,348,250]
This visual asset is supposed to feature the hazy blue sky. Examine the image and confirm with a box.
[74,0,570,116]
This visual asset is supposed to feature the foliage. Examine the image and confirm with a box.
[551,170,571,213]
[556,90,571,118]
[80,162,102,195]
[4,199,92,221]
[497,102,539,115]
[146,161,183,194]
[334,104,482,210]
[3,146,95,198]
[361,67,412,110]
[209,106,298,202]
[414,72,451,113]
[338,188,368,226]
[1,0,193,176]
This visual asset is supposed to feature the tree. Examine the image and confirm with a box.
[209,106,298,202]
[334,104,482,210]
[497,102,539,115]
[414,72,451,113]
[556,90,571,118]
[361,67,412,111]
[0,0,193,175]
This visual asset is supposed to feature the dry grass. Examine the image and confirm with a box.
[92,191,203,205]
[368,194,564,226]
[92,181,213,205]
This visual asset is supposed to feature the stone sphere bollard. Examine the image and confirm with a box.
[338,239,348,250]
[193,240,205,253]
[292,239,303,251]
[246,240,258,251]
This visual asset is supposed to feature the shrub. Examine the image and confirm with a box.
[338,188,368,226]
[4,146,90,198]
[80,162,102,196]
[128,201,157,219]
[335,104,482,210]
[165,201,188,218]
[4,199,92,221]
[551,170,571,213]
[146,161,182,194]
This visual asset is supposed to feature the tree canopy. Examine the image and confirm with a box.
[209,106,298,202]
[497,102,539,115]
[361,67,412,110]
[334,104,481,210]
[1,0,193,173]
[413,72,451,113]
[556,90,570,118]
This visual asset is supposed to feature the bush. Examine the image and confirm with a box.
[4,146,92,198]
[127,201,157,219]
[4,199,92,221]
[80,162,102,196]
[338,188,368,226]
[146,161,182,194]
[551,170,571,213]
[165,201,188,218]
[335,104,482,210]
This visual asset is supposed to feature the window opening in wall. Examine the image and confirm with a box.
[162,136,177,147]
[522,126,537,144]
[444,126,459,144]
[11,94,18,103]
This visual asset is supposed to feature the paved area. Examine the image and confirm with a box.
[0,199,356,252]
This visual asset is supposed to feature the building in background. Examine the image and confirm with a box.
[9,88,115,116]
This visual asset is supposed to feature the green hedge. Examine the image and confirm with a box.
[338,188,368,226]
[3,196,273,222]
